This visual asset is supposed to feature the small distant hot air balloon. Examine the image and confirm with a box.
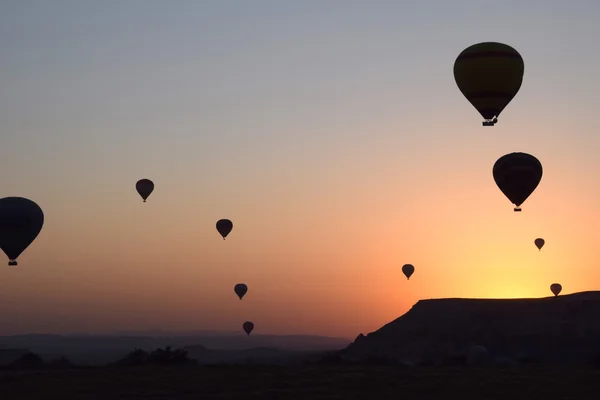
[467,345,489,365]
[402,264,415,280]
[550,283,562,297]
[493,152,542,212]
[136,179,154,202]
[234,283,248,300]
[243,321,254,336]
[534,238,545,251]
[0,197,45,266]
[216,219,233,240]
[454,42,524,126]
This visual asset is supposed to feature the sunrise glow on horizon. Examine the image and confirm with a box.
[1,1,600,339]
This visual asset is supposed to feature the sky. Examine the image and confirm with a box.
[1,0,600,338]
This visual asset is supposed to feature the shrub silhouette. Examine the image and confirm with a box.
[149,346,196,365]
[114,347,197,366]
[8,352,45,369]
[114,348,149,366]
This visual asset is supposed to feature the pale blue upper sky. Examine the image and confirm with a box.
[1,1,600,336]
[3,0,600,201]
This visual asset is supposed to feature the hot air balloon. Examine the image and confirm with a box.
[534,238,545,250]
[493,152,542,212]
[550,283,562,297]
[243,321,254,336]
[402,264,415,280]
[0,197,45,266]
[136,179,154,202]
[467,345,489,365]
[234,283,248,300]
[216,219,233,239]
[454,42,524,126]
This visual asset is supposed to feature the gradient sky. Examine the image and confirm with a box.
[1,0,600,338]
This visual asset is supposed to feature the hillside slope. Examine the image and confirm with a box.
[342,291,600,365]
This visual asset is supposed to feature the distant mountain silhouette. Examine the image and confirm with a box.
[342,291,600,366]
[0,332,350,366]
[106,329,243,337]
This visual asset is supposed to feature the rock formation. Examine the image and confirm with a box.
[342,291,600,365]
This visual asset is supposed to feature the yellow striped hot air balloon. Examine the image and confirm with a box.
[454,42,524,126]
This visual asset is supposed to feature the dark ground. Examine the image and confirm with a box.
[1,364,598,399]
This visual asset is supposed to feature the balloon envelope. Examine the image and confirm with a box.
[216,219,233,239]
[402,264,415,280]
[243,321,254,336]
[467,345,489,365]
[454,42,524,126]
[0,197,45,266]
[493,152,542,211]
[550,283,562,297]
[534,238,545,250]
[234,283,248,300]
[136,179,154,202]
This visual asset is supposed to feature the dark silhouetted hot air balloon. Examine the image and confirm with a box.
[493,152,542,212]
[136,179,154,202]
[0,197,45,266]
[550,283,562,297]
[454,42,524,126]
[234,283,248,300]
[402,264,415,280]
[467,345,489,365]
[243,321,254,336]
[534,238,545,250]
[216,219,233,239]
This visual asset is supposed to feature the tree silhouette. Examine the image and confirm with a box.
[114,347,197,366]
[8,352,45,369]
[114,348,149,366]
[48,356,74,368]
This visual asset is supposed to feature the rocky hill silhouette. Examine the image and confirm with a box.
[342,291,600,366]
